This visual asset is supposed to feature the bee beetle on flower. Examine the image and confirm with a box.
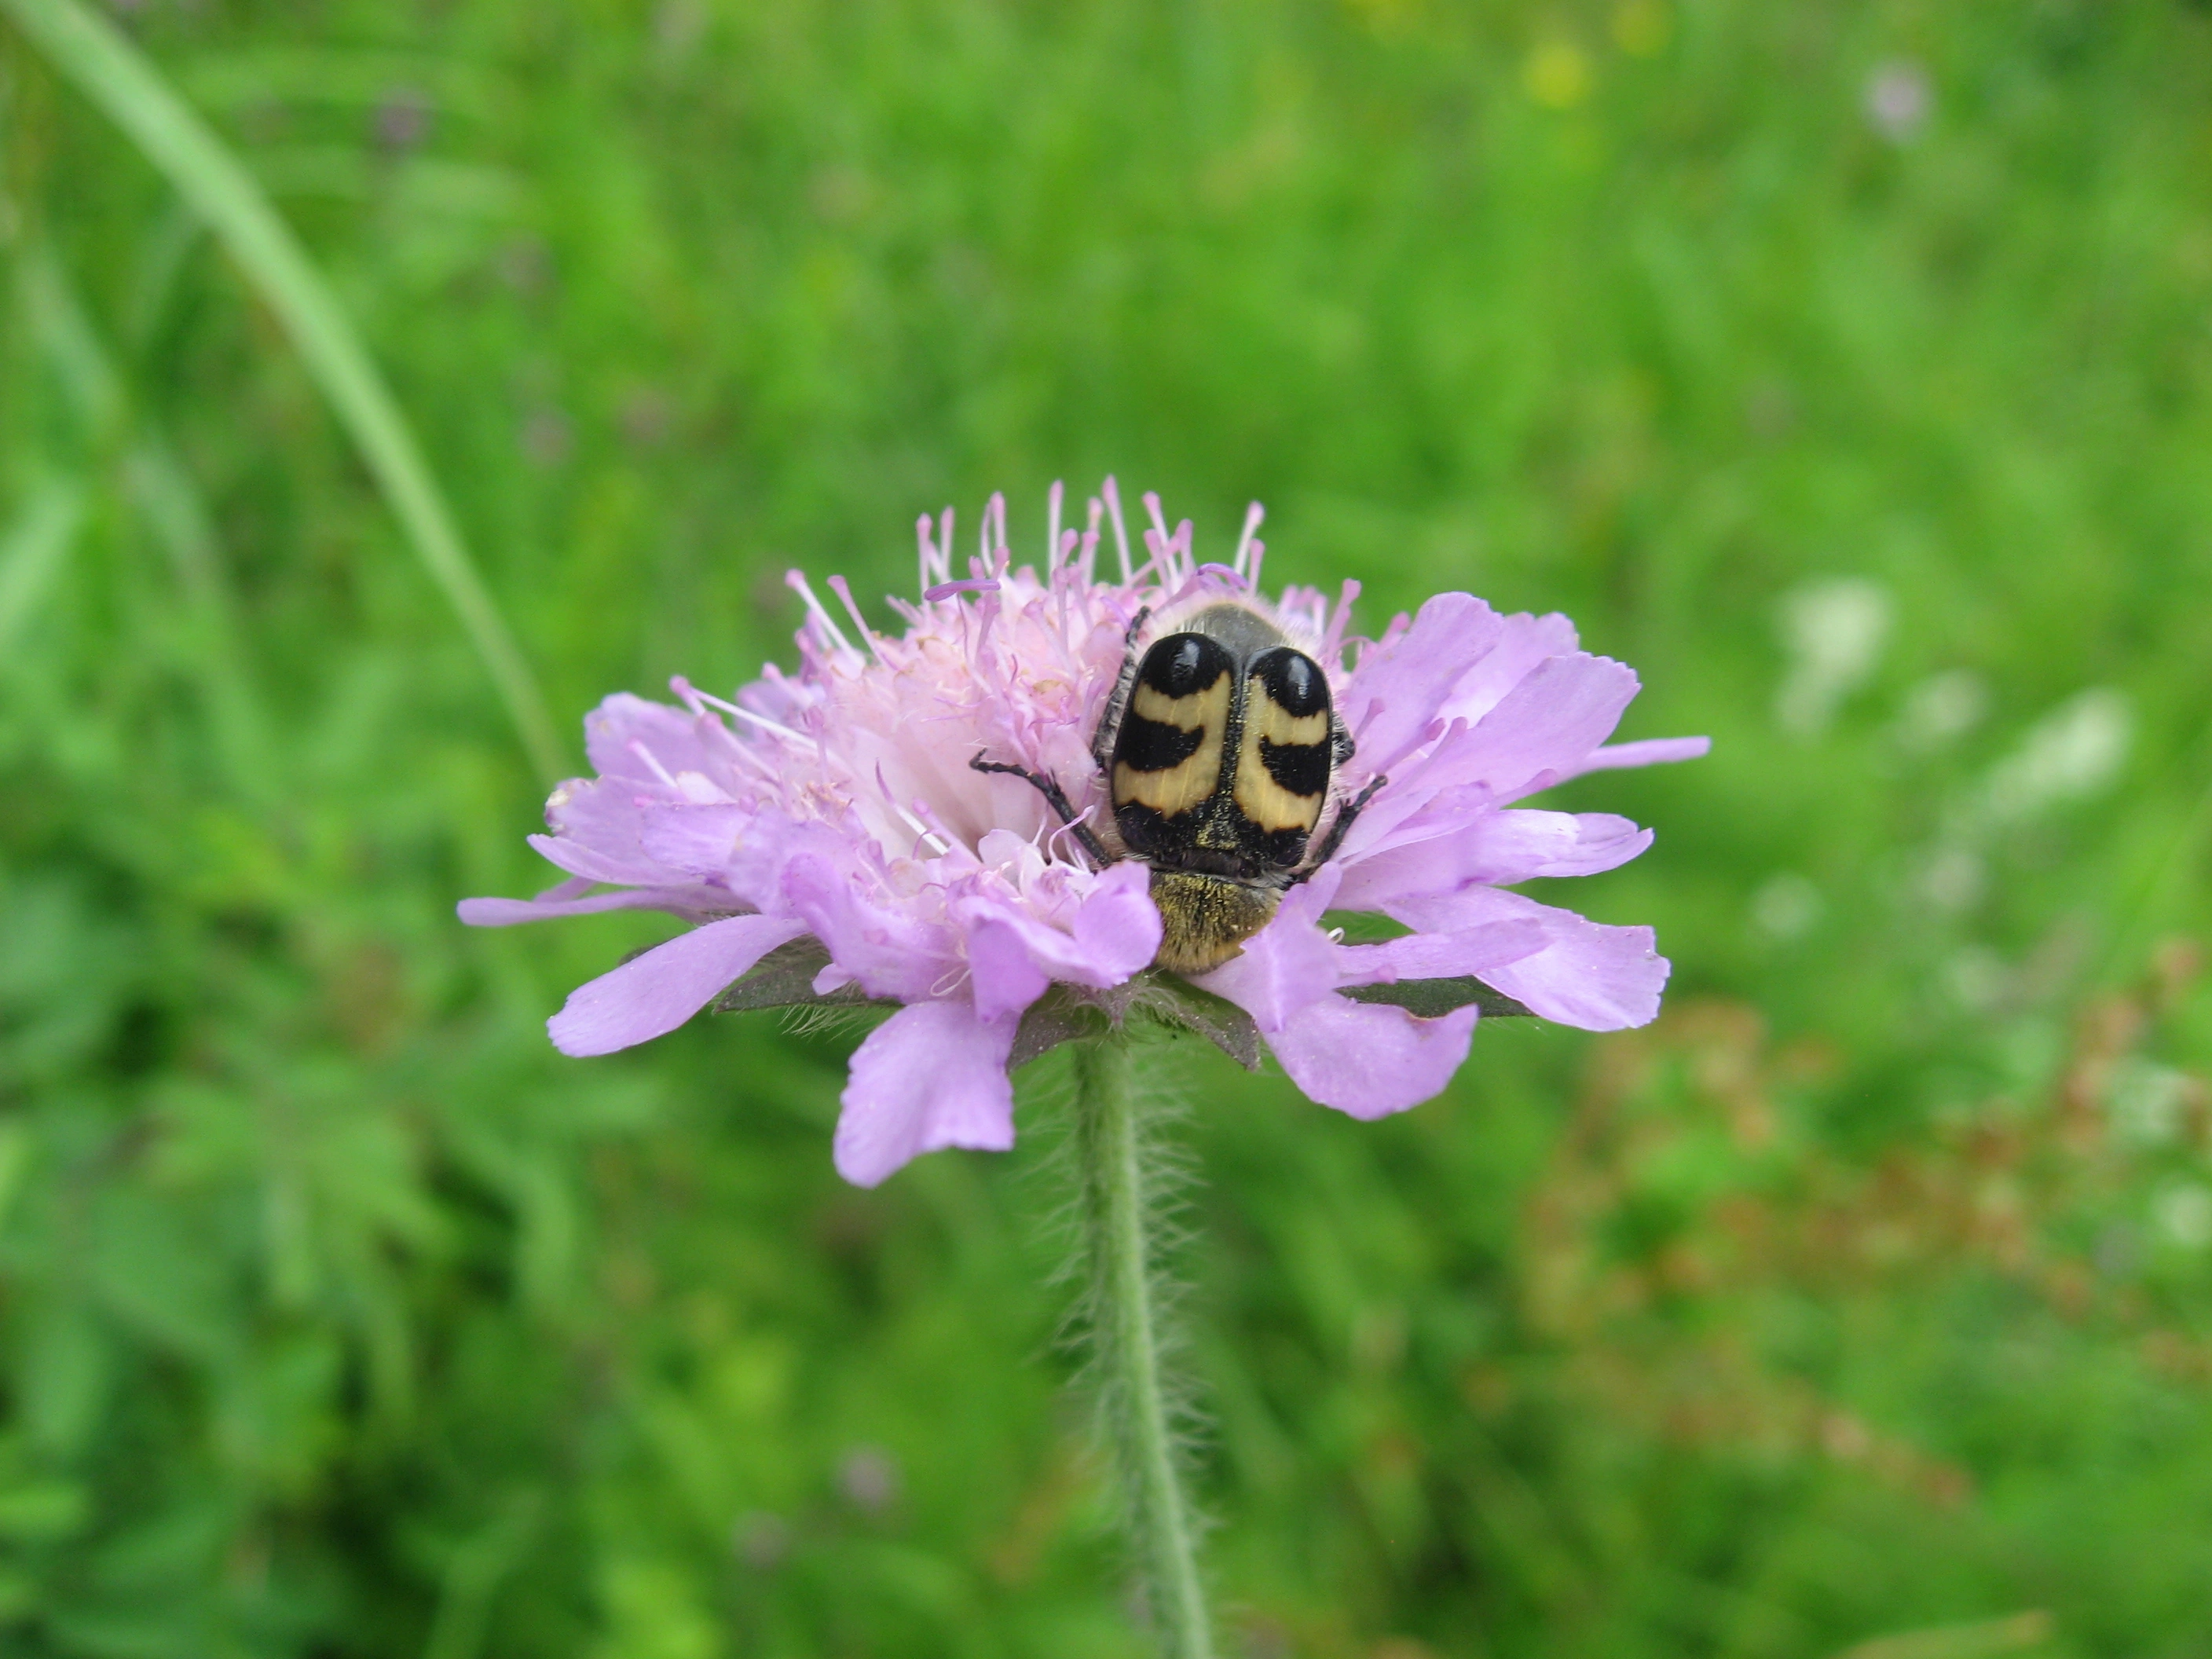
[461,482,1707,1186]
[975,589,1375,976]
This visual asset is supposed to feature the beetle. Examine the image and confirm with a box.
[973,599,1382,974]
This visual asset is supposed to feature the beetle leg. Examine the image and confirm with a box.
[970,754,1115,868]
[1330,710,1355,767]
[1291,773,1386,883]
[1089,605,1152,771]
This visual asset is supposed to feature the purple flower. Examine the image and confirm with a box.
[462,485,1705,1185]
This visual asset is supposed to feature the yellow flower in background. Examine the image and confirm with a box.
[1523,39,1592,109]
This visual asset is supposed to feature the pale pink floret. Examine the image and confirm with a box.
[461,485,1705,1185]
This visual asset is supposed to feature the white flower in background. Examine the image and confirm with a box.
[1917,687,2133,884]
[1865,60,1932,143]
[1894,668,1989,753]
[1774,577,1892,737]
[1942,944,2008,1013]
[1918,845,1987,914]
[1751,873,1822,941]
[1979,687,2133,826]
[2107,1059,2195,1148]
[2155,1183,2212,1251]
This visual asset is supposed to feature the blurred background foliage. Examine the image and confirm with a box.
[2,0,2212,1654]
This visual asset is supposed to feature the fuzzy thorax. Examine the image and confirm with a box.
[1147,870,1280,975]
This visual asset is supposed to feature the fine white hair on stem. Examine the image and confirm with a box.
[775,1002,882,1043]
[1026,1040,1213,1453]
[1026,1035,1217,1649]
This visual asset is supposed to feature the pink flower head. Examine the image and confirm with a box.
[462,484,1707,1185]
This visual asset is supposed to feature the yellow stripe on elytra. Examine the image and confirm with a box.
[1128,680,1218,731]
[1115,676,1230,815]
[1232,685,1330,833]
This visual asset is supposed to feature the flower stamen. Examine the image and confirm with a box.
[1101,476,1133,583]
[726,701,812,748]
[826,574,884,665]
[786,570,854,654]
[1233,500,1265,579]
[1080,495,1103,584]
[626,738,681,792]
[1320,577,1361,665]
[876,767,951,856]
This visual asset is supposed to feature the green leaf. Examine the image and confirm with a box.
[1009,991,1108,1069]
[711,938,881,1013]
[1339,977,1535,1020]
[0,477,86,654]
[0,1480,89,1543]
[1133,976,1265,1071]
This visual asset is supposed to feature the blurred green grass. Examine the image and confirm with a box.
[4,1,2212,1655]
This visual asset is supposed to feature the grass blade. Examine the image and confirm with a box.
[2,0,564,783]
[0,477,86,651]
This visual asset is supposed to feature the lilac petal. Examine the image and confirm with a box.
[1337,593,1504,779]
[526,830,653,889]
[782,852,951,1003]
[1437,610,1580,727]
[1387,888,1667,1031]
[460,883,740,926]
[548,914,810,1057]
[962,862,1160,1024]
[1333,917,1548,987]
[1191,866,1343,1029]
[534,774,683,886]
[721,807,812,906]
[965,919,1052,1024]
[1263,995,1480,1120]
[1484,922,1666,1031]
[833,1000,1019,1187]
[638,803,749,877]
[1426,652,1640,802]
[1335,810,1652,910]
[1558,734,1712,778]
[1466,811,1653,878]
[1326,762,1496,871]
[582,691,723,785]
[1069,861,1166,978]
[533,706,755,890]
[474,873,591,915]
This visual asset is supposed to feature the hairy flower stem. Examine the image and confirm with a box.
[1070,1036,1214,1659]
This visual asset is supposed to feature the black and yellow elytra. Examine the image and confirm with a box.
[972,599,1379,975]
